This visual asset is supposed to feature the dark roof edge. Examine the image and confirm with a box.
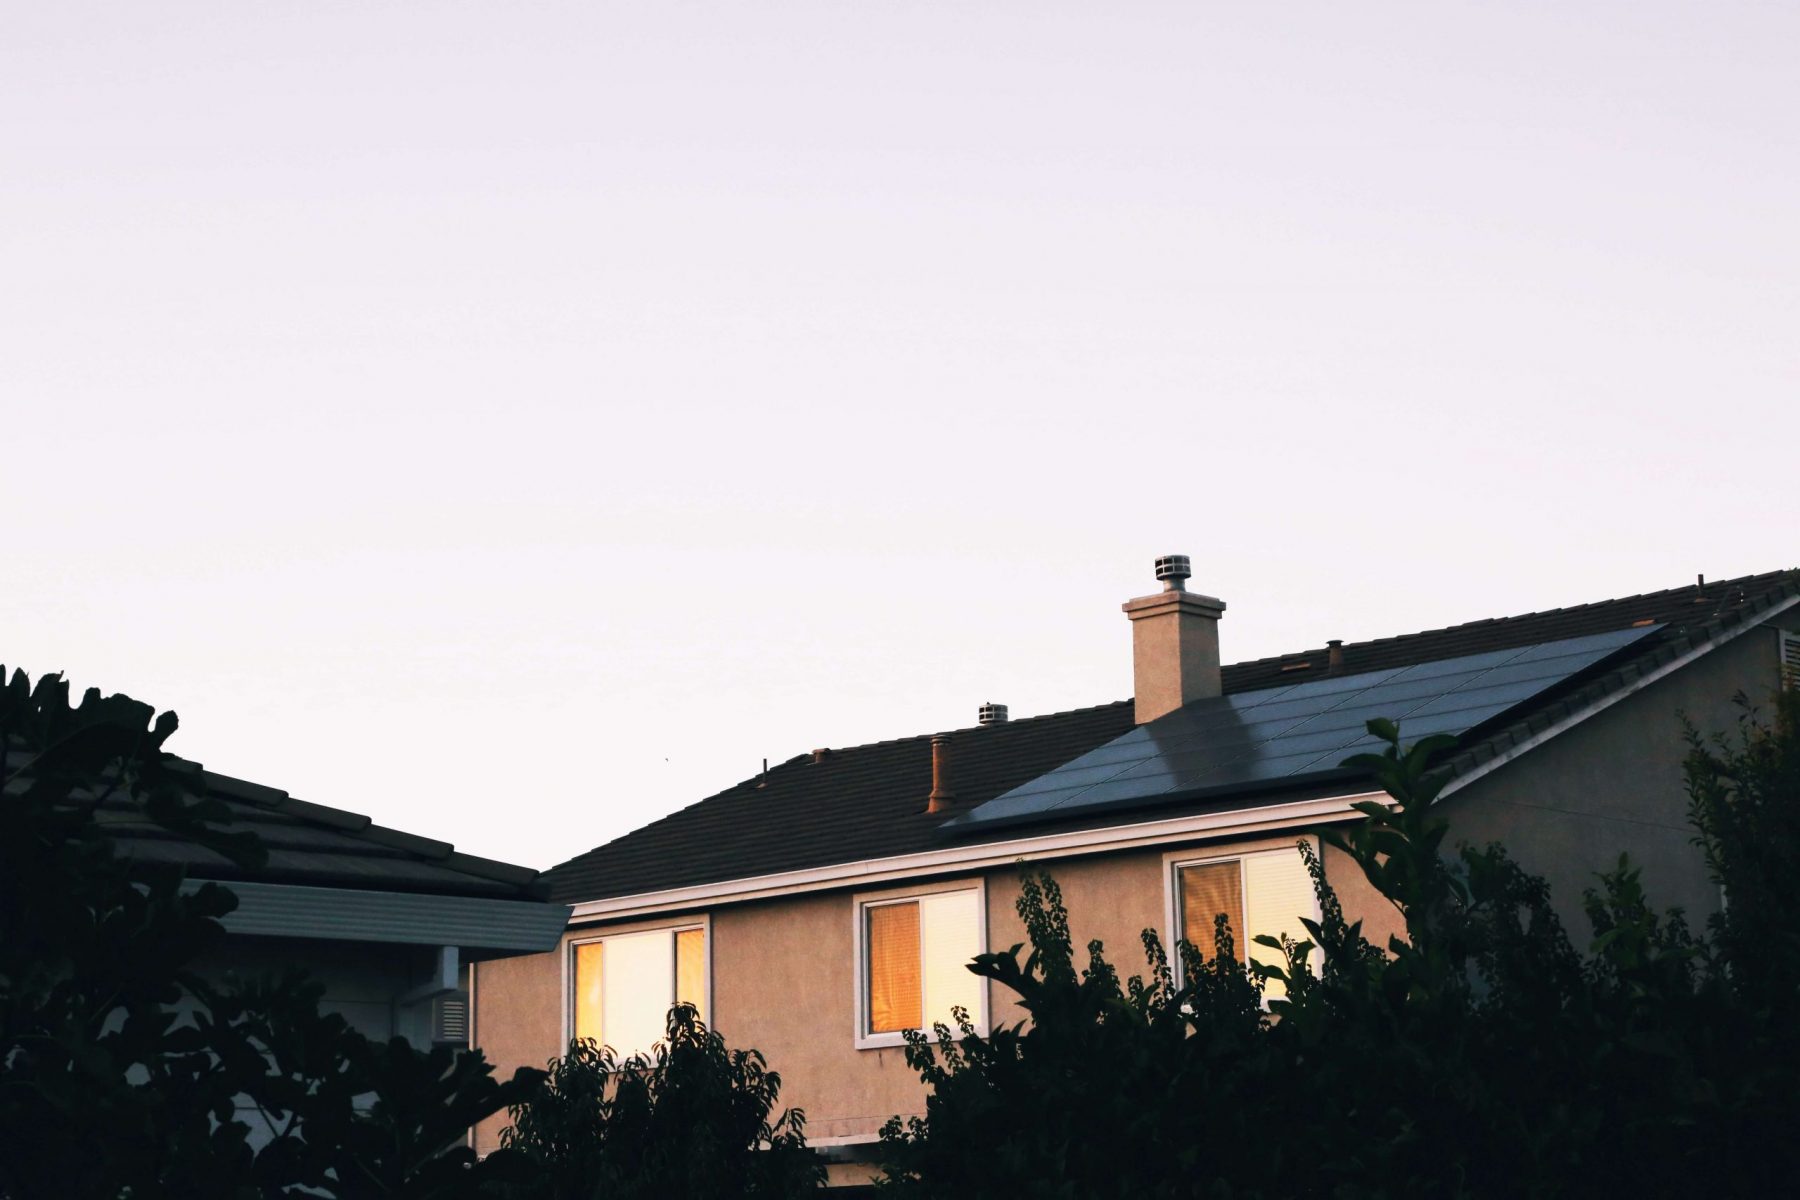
[1440,579,1800,787]
[174,757,544,893]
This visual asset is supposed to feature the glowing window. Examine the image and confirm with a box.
[858,888,984,1046]
[1173,848,1319,1000]
[571,925,706,1057]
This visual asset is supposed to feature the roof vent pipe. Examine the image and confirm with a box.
[1327,639,1345,675]
[977,703,1009,726]
[926,734,956,814]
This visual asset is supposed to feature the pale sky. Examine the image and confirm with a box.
[5,2,1796,871]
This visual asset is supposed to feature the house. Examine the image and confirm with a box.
[471,562,1800,1188]
[103,757,572,1051]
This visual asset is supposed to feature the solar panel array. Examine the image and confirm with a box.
[944,624,1660,834]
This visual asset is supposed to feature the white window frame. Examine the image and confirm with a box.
[1161,841,1323,991]
[561,914,712,1050]
[852,878,989,1051]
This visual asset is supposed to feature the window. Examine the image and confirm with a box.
[855,886,985,1048]
[570,924,706,1057]
[1167,846,1320,1000]
[1781,630,1800,692]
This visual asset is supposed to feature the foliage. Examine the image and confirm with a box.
[877,710,1800,1198]
[0,666,534,1198]
[497,1004,823,1199]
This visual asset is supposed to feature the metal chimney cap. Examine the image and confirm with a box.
[1154,555,1191,591]
[977,702,1009,726]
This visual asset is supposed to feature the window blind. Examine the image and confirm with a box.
[1180,860,1246,962]
[1243,850,1318,998]
[919,891,982,1030]
[868,902,923,1034]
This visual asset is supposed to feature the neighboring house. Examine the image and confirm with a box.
[102,759,571,1051]
[472,563,1800,1188]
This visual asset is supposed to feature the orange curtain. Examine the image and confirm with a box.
[1181,861,1246,963]
[868,902,922,1033]
[675,928,706,1022]
[573,941,604,1044]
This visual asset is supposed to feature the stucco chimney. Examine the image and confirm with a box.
[1121,555,1226,724]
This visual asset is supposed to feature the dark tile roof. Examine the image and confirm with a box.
[545,569,1799,905]
[7,745,549,901]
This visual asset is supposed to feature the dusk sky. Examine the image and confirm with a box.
[6,2,1797,870]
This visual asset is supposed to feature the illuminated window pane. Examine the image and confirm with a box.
[675,927,706,1022]
[864,889,981,1038]
[1180,861,1246,962]
[920,890,981,1030]
[573,941,604,1045]
[867,902,922,1034]
[1244,851,1317,1000]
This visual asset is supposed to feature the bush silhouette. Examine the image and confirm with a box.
[497,1005,823,1199]
[878,701,1800,1198]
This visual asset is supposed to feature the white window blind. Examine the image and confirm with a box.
[1243,850,1318,998]
[1781,630,1800,692]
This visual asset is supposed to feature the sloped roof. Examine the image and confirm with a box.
[545,569,1800,905]
[14,749,550,901]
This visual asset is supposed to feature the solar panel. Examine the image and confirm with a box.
[943,624,1661,835]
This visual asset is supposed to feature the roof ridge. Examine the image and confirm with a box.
[1224,568,1800,671]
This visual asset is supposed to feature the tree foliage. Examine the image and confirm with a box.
[0,667,535,1198]
[877,703,1800,1198]
[497,1004,823,1199]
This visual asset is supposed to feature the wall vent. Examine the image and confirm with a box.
[432,993,470,1045]
[1782,630,1800,692]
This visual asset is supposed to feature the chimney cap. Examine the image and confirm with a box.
[1154,555,1191,591]
[977,702,1009,725]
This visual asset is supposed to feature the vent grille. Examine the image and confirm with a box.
[1782,631,1800,692]
[432,993,470,1045]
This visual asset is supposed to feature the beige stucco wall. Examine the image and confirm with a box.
[471,830,1373,1158]
[1442,618,1791,940]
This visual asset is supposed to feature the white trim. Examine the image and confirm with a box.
[851,878,990,1051]
[562,914,713,1051]
[1441,596,1800,799]
[568,793,1381,923]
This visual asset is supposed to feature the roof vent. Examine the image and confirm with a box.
[1327,639,1345,675]
[977,703,1009,726]
[1154,555,1191,592]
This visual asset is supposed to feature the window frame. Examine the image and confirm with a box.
[851,878,989,1050]
[561,914,712,1053]
[1161,841,1323,992]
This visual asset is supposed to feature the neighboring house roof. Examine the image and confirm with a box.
[546,569,1799,906]
[101,759,550,901]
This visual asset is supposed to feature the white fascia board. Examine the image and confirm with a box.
[1440,595,1800,799]
[183,878,572,955]
[566,792,1384,924]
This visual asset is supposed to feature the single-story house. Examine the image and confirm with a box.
[105,757,572,1050]
[471,562,1799,1188]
